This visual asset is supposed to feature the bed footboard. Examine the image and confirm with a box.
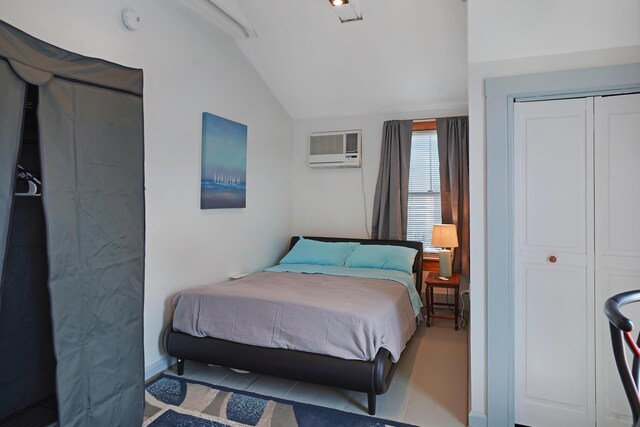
[166,331,397,415]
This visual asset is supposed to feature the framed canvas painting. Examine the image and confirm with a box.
[200,112,247,209]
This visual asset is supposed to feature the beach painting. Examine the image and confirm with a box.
[200,112,247,209]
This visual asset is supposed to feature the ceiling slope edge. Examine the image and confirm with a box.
[178,0,257,40]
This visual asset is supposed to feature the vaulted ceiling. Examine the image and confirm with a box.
[192,0,468,119]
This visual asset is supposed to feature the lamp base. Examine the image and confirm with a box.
[438,249,452,277]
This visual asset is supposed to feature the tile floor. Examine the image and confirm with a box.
[161,320,468,427]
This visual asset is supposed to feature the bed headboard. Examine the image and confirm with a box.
[289,236,424,295]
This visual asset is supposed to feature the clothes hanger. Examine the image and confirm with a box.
[15,165,41,197]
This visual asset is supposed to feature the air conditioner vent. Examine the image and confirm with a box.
[310,134,344,156]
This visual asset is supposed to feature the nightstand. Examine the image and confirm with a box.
[424,271,460,330]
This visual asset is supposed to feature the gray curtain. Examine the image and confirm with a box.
[371,120,413,240]
[0,19,144,426]
[0,60,25,306]
[436,116,470,275]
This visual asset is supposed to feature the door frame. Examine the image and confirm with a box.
[485,62,640,427]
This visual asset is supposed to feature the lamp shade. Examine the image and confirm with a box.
[431,224,459,248]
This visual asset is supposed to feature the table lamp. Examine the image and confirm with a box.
[431,224,459,278]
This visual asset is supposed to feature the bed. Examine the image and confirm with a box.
[166,236,423,415]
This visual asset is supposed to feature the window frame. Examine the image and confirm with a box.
[407,126,441,252]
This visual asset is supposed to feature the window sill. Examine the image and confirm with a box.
[422,255,440,273]
[423,249,440,260]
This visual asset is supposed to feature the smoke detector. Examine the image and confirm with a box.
[121,8,141,31]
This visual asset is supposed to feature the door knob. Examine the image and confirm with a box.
[548,256,557,263]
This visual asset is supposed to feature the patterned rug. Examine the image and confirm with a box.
[144,374,417,427]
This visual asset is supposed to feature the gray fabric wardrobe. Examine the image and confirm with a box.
[0,20,145,426]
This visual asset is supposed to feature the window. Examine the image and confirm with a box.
[407,129,441,250]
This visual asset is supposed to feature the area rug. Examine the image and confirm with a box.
[144,374,417,427]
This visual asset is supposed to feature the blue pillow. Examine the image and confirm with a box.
[344,245,418,274]
[280,237,360,266]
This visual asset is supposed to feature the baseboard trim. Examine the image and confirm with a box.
[145,355,174,380]
[468,411,487,427]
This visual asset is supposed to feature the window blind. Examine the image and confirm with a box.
[407,130,441,249]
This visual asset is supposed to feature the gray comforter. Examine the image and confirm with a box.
[172,271,417,362]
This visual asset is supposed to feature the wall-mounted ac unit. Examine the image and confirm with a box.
[309,130,362,168]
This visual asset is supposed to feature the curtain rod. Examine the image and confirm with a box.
[413,114,467,122]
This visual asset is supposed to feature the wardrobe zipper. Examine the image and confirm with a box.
[0,83,28,307]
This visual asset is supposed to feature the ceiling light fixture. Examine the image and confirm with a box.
[328,0,361,23]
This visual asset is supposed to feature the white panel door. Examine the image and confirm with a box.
[514,98,595,427]
[595,93,640,427]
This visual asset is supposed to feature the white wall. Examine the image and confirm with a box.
[467,0,640,422]
[291,105,467,238]
[0,0,293,375]
[468,0,640,63]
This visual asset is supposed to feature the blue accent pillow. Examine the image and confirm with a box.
[344,245,418,274]
[279,237,360,266]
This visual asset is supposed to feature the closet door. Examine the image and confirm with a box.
[595,93,640,427]
[514,98,595,427]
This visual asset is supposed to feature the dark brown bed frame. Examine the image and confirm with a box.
[166,236,423,415]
